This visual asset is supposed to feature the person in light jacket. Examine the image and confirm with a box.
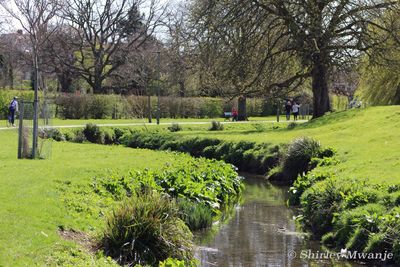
[292,101,300,121]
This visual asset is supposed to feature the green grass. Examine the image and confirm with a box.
[54,106,400,183]
[1,106,399,265]
[173,106,400,184]
[0,129,193,265]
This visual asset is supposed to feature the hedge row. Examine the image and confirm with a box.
[54,94,269,119]
[1,90,271,120]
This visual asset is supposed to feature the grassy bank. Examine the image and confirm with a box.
[56,106,400,184]
[2,105,399,265]
[172,106,400,184]
[0,130,203,265]
[54,106,400,264]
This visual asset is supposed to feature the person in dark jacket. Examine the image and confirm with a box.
[8,96,18,127]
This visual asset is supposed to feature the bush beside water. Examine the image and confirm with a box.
[288,170,400,264]
[103,191,194,266]
[59,156,243,266]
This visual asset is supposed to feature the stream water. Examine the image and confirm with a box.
[195,176,365,267]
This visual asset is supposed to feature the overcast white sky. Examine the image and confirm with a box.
[0,0,181,36]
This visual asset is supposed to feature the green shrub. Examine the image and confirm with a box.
[346,227,370,251]
[309,157,339,169]
[123,131,174,150]
[39,128,65,141]
[88,95,115,119]
[103,191,194,266]
[112,128,129,144]
[333,203,386,247]
[317,147,336,158]
[117,130,282,175]
[388,184,400,193]
[300,179,344,236]
[168,123,182,132]
[251,123,267,132]
[342,186,386,209]
[178,137,221,157]
[177,198,213,231]
[287,122,297,130]
[282,137,321,180]
[388,191,400,206]
[72,129,86,143]
[89,156,243,214]
[321,232,335,246]
[83,123,104,144]
[103,129,116,145]
[209,121,224,131]
[364,232,390,254]
[288,170,332,206]
[200,98,223,118]
[63,131,74,142]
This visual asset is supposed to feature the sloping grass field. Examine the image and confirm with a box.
[175,106,400,184]
[0,106,399,265]
[0,130,192,265]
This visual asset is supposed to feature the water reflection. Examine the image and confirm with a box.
[195,176,363,267]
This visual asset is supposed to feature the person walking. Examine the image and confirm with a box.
[292,101,300,121]
[285,100,292,120]
[232,107,238,122]
[8,96,18,127]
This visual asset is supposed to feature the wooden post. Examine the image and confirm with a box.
[17,100,24,159]
[276,101,280,122]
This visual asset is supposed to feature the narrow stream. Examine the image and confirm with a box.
[195,176,363,267]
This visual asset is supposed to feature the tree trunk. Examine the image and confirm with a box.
[57,71,73,92]
[178,80,185,97]
[238,96,247,121]
[93,75,103,94]
[8,65,14,89]
[311,57,330,118]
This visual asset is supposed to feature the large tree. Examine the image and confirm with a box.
[190,0,398,118]
[252,0,398,117]
[188,0,305,120]
[62,0,166,93]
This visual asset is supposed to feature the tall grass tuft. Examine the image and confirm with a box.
[177,198,213,231]
[83,123,104,144]
[168,123,182,132]
[281,137,321,181]
[103,191,194,266]
[209,121,224,131]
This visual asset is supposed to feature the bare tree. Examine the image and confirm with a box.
[62,0,167,94]
[43,25,79,92]
[163,4,191,97]
[1,0,63,157]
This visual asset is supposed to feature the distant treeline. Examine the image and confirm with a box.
[0,90,274,119]
[1,90,349,120]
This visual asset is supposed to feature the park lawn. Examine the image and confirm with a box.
[51,116,280,126]
[54,106,399,184]
[175,106,400,184]
[0,129,190,266]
